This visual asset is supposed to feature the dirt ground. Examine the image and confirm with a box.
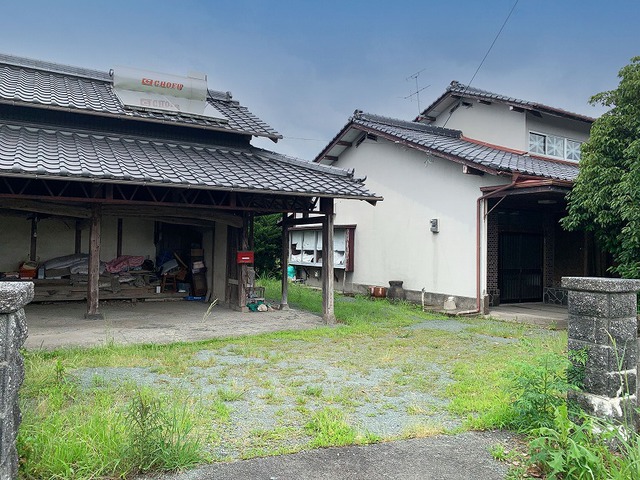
[24,300,325,350]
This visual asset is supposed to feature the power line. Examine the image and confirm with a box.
[442,0,519,127]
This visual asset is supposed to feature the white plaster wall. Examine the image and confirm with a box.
[83,217,155,261]
[0,214,157,271]
[430,102,527,150]
[37,217,78,261]
[0,215,31,270]
[332,138,508,299]
[120,218,156,260]
[526,113,591,144]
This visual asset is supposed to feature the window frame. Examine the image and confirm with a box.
[528,130,582,162]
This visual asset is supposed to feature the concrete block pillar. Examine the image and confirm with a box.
[0,282,32,479]
[562,277,640,426]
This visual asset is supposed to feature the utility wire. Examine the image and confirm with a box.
[442,0,519,128]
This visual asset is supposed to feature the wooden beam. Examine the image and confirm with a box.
[86,204,103,320]
[280,212,290,310]
[0,198,91,218]
[320,198,336,324]
[283,216,324,227]
[101,205,243,227]
[337,140,352,147]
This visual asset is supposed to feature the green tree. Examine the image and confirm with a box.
[562,57,640,277]
[253,213,282,278]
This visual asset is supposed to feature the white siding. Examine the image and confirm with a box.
[332,137,508,299]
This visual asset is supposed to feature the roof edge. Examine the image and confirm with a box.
[0,52,110,82]
[419,80,596,124]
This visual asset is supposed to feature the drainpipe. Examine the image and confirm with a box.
[456,173,520,316]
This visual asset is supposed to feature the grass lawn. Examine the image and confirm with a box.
[18,280,566,479]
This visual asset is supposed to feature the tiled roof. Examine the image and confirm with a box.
[0,53,282,140]
[421,80,595,124]
[0,121,380,200]
[326,112,579,182]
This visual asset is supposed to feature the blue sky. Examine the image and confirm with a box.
[1,1,638,159]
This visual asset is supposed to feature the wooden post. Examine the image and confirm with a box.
[116,218,123,257]
[86,204,103,319]
[238,214,250,311]
[75,219,82,254]
[248,213,255,251]
[29,214,38,261]
[280,213,290,310]
[321,198,336,324]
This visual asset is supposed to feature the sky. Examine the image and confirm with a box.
[1,1,638,160]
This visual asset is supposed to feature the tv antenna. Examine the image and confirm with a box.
[404,69,430,114]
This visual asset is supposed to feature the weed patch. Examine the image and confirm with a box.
[19,282,567,477]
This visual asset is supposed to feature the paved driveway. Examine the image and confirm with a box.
[24,300,324,349]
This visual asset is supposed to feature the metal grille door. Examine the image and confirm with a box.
[498,233,543,303]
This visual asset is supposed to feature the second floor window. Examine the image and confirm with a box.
[529,132,582,161]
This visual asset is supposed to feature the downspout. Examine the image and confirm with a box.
[456,173,520,316]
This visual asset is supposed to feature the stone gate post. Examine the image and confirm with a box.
[562,277,640,427]
[0,282,32,479]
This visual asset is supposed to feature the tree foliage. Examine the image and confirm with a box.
[562,57,640,277]
[253,213,282,278]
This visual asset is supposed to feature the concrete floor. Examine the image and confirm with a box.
[23,300,325,350]
[487,302,568,329]
[22,299,567,350]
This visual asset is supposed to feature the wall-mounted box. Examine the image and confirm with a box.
[236,251,254,264]
[430,219,439,233]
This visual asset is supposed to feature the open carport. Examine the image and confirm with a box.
[23,300,324,350]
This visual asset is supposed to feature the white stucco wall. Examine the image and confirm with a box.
[430,102,591,155]
[0,213,156,272]
[83,216,155,261]
[526,113,591,145]
[0,215,32,270]
[332,138,508,299]
[430,102,527,150]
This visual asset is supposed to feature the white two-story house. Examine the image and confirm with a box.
[299,81,597,312]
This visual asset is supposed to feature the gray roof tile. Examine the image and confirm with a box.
[350,112,578,182]
[421,80,595,124]
[0,53,282,140]
[0,121,380,200]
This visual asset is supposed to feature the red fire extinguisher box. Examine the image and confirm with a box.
[236,251,254,264]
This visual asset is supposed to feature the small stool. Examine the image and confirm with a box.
[161,273,178,293]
